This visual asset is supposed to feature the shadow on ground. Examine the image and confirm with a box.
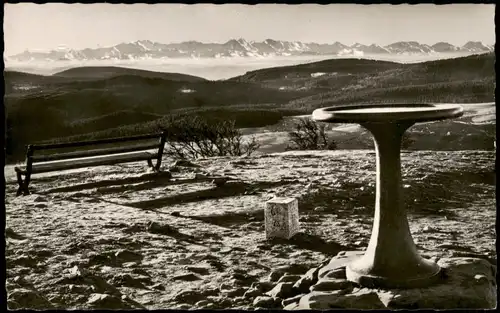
[298,169,494,219]
[406,170,496,215]
[185,209,264,227]
[120,221,202,245]
[42,172,173,194]
[265,232,348,256]
[126,180,295,210]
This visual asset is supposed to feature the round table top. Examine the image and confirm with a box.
[312,103,464,123]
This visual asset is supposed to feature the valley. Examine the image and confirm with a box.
[4,53,495,163]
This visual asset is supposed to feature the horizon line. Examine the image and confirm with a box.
[8,38,495,55]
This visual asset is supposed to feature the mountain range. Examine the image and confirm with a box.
[7,39,494,62]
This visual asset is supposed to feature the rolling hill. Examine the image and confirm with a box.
[229,58,402,82]
[4,53,495,162]
[234,53,495,111]
[52,66,208,82]
[4,66,208,96]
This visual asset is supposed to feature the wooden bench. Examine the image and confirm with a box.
[14,132,167,196]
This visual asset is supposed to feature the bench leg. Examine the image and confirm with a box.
[154,155,163,172]
[15,172,24,196]
[147,158,162,172]
[156,132,166,172]
[15,172,31,196]
[22,173,32,196]
[154,160,162,172]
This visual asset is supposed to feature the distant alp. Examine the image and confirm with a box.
[7,39,494,62]
[384,41,434,54]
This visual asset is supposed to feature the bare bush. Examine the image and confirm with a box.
[287,118,337,151]
[161,115,260,159]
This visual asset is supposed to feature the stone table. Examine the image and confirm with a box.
[312,103,463,289]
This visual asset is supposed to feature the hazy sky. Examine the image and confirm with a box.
[4,3,496,56]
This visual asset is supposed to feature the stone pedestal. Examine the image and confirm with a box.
[265,198,300,240]
[345,122,441,288]
[311,103,464,289]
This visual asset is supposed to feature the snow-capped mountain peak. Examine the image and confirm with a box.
[7,39,494,62]
[351,43,366,49]
[462,41,491,53]
[384,41,438,54]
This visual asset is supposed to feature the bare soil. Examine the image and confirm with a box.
[4,150,496,309]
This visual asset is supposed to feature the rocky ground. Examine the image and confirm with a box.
[4,149,496,309]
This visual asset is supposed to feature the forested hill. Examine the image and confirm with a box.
[5,53,495,162]
[52,66,208,82]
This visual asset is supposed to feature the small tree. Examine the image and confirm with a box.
[162,115,260,159]
[287,118,337,151]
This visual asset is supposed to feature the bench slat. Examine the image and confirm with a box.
[31,143,161,162]
[17,151,158,174]
[31,132,163,150]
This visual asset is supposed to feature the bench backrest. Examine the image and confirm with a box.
[26,132,166,163]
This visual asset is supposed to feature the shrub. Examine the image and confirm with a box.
[401,132,415,150]
[161,115,260,159]
[286,118,337,151]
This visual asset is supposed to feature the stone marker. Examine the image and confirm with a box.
[265,197,299,239]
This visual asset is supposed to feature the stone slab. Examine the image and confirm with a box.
[318,251,365,279]
[288,254,496,310]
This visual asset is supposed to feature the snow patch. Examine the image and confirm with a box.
[238,39,257,52]
[14,84,39,91]
[137,41,151,51]
[337,48,353,55]
[310,72,327,78]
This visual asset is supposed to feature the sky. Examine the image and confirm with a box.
[3,3,496,56]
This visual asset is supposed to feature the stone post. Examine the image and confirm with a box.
[265,197,300,239]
